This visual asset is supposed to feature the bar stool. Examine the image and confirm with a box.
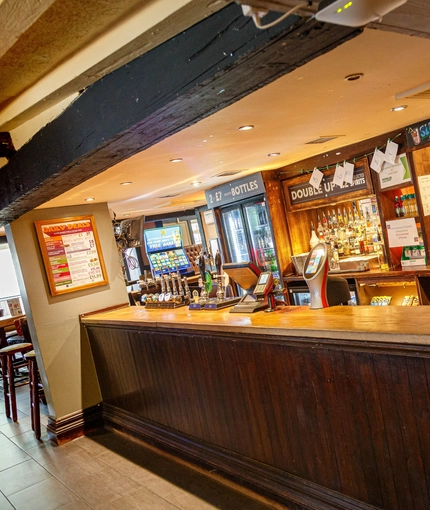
[0,343,33,422]
[24,350,41,439]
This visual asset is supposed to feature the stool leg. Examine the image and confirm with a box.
[1,355,10,419]
[29,358,40,439]
[6,353,18,422]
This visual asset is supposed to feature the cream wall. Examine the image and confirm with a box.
[6,202,128,418]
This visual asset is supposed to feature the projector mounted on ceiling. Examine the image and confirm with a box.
[316,0,408,27]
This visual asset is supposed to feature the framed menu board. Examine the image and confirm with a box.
[35,215,108,296]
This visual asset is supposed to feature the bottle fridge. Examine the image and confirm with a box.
[219,197,280,279]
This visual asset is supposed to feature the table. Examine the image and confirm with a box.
[0,314,25,349]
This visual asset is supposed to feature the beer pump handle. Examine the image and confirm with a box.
[198,253,206,281]
[215,251,222,277]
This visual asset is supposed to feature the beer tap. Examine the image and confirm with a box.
[176,266,185,296]
[198,252,208,302]
[215,251,225,301]
[183,277,191,300]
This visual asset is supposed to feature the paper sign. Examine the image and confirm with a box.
[309,167,323,190]
[370,149,385,173]
[343,162,354,184]
[386,218,419,248]
[379,153,411,189]
[418,174,430,216]
[384,140,399,164]
[332,164,344,187]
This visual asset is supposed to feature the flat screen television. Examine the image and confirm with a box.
[148,248,193,276]
[222,261,261,291]
[144,225,183,254]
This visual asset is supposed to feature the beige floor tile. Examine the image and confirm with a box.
[8,476,86,510]
[0,415,32,437]
[0,459,52,496]
[0,443,30,471]
[0,492,14,510]
[10,428,50,451]
[100,485,181,509]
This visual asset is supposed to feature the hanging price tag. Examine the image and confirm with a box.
[370,149,385,173]
[309,167,323,190]
[333,164,345,187]
[343,161,354,184]
[384,140,399,164]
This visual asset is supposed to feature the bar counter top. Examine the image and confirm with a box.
[81,303,429,346]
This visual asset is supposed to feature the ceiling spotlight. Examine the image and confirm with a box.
[120,181,132,186]
[238,125,254,131]
[192,182,202,187]
[85,197,95,202]
[336,151,342,155]
[344,73,364,81]
[268,152,280,157]
[170,158,183,163]
[391,105,408,112]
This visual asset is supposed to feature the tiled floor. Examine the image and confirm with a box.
[0,385,278,509]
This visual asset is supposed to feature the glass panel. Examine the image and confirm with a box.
[222,208,249,262]
[190,219,202,244]
[243,201,279,276]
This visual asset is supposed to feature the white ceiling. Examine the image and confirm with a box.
[38,27,430,219]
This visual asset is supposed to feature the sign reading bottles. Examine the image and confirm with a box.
[406,118,430,148]
[205,172,264,208]
[288,163,368,206]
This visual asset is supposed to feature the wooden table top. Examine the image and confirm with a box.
[81,304,430,346]
[0,314,25,329]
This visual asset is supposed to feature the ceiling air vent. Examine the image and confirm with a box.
[305,136,342,144]
[396,82,430,100]
[213,170,244,178]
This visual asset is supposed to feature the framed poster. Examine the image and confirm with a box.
[35,215,108,296]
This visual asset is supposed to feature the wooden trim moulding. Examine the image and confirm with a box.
[46,403,103,445]
[102,403,377,510]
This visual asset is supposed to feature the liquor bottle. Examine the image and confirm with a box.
[394,196,401,218]
[310,221,320,249]
[343,207,348,227]
[322,211,328,229]
[402,194,410,217]
[410,193,418,217]
[398,195,405,217]
[327,212,333,230]
[317,214,324,237]
[337,208,343,226]
[348,208,354,226]
[352,202,360,224]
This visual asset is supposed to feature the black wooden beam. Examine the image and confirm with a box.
[0,3,361,223]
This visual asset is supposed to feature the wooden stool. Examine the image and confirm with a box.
[24,350,41,440]
[0,343,33,422]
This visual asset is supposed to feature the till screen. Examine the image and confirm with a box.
[305,249,324,275]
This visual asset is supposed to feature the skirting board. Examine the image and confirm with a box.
[47,403,102,445]
[102,403,377,510]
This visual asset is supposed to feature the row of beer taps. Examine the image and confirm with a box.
[139,267,192,304]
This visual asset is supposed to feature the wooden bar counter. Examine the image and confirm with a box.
[82,305,430,510]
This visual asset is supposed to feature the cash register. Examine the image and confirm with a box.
[223,261,274,313]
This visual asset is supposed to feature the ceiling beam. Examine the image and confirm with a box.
[0,3,360,224]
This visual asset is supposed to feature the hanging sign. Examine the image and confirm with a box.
[35,215,108,296]
[379,153,411,189]
[287,163,368,207]
[406,118,430,148]
[205,172,264,209]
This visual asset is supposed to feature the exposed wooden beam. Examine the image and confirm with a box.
[0,3,360,224]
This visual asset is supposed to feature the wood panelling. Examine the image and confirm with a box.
[86,322,430,509]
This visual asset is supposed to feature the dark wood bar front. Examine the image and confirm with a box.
[82,306,430,510]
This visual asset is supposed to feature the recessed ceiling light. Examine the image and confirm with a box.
[123,214,131,217]
[85,197,95,202]
[238,125,254,131]
[391,105,408,112]
[336,152,341,155]
[192,182,201,187]
[344,73,364,81]
[268,152,280,157]
[170,158,183,163]
[120,181,132,186]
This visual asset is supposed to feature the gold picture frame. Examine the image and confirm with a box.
[35,215,108,296]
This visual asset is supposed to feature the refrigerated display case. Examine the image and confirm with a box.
[220,197,279,280]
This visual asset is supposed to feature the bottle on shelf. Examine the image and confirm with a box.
[409,193,418,217]
[394,196,401,218]
[310,221,320,249]
[402,194,411,217]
